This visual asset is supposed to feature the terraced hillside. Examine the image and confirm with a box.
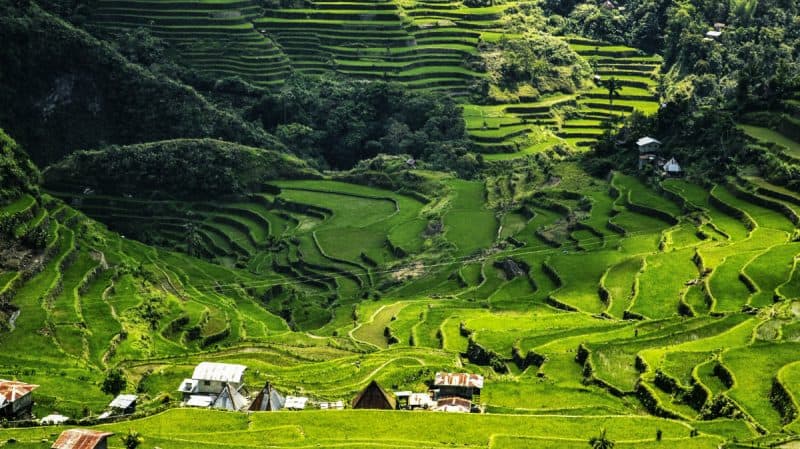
[87,0,660,159]
[0,116,798,449]
[465,38,661,159]
[89,0,497,92]
[91,0,292,86]
[254,0,496,94]
[0,151,789,447]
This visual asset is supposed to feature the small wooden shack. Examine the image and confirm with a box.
[0,379,39,419]
[51,429,114,449]
[108,394,138,415]
[433,372,484,400]
[662,157,682,176]
[352,380,396,410]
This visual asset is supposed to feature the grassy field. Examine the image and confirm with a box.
[1,408,729,448]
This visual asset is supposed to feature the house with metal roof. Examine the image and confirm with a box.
[636,137,663,170]
[433,372,483,400]
[394,391,436,410]
[0,379,39,418]
[178,362,248,408]
[178,362,246,396]
[107,394,138,415]
[284,395,309,410]
[636,137,661,152]
[51,429,114,449]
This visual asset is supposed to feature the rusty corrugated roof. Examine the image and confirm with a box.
[0,379,39,403]
[51,429,114,449]
[433,372,484,389]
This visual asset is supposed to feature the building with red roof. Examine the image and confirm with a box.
[0,379,39,419]
[51,429,114,449]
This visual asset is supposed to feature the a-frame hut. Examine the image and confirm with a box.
[352,380,396,410]
[212,383,248,411]
[249,382,285,412]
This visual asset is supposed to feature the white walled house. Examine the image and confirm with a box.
[178,362,247,407]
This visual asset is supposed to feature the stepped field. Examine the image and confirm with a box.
[465,38,661,158]
[91,0,292,87]
[1,157,799,448]
[87,1,661,158]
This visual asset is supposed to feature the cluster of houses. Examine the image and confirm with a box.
[176,362,484,414]
[1,378,138,426]
[1,364,485,448]
[637,137,682,176]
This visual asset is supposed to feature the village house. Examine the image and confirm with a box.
[51,429,114,449]
[108,394,137,415]
[394,391,436,410]
[352,380,396,410]
[662,157,683,176]
[284,395,309,410]
[178,362,247,408]
[636,136,662,170]
[432,372,484,401]
[0,379,39,419]
[249,382,285,412]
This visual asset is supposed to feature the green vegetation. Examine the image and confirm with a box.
[1,0,799,446]
[45,139,319,198]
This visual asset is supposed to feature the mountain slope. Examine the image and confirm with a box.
[0,2,282,166]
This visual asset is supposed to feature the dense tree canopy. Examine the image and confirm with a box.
[0,2,281,166]
[246,76,474,171]
[0,129,40,203]
[480,33,591,101]
[45,139,318,199]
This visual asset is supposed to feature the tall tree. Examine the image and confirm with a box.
[605,77,622,117]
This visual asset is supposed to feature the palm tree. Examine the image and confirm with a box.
[605,77,621,117]
[588,428,615,449]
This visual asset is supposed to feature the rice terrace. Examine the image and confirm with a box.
[1,0,799,448]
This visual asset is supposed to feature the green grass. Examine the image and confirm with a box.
[444,179,497,255]
[723,342,800,431]
[0,408,726,449]
[739,124,800,158]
